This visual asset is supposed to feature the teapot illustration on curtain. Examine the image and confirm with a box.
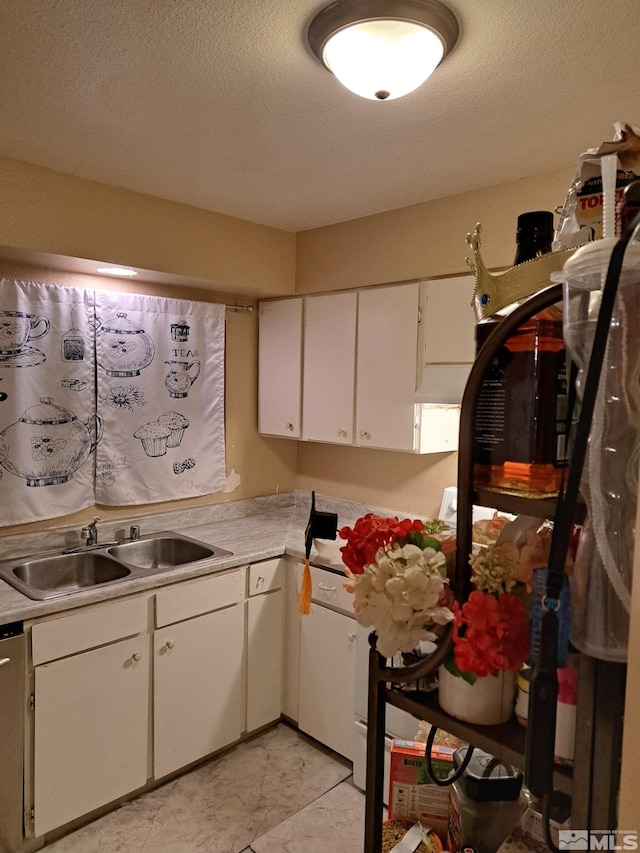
[0,398,102,486]
[164,359,200,398]
[96,312,155,377]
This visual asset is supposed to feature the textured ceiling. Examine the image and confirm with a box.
[0,0,638,232]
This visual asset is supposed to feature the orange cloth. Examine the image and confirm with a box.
[298,557,312,614]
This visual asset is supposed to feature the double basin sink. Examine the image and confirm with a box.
[0,532,233,601]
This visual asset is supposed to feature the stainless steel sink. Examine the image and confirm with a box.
[108,532,230,570]
[0,530,232,601]
[1,552,131,600]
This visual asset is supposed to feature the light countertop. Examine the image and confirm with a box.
[0,490,422,624]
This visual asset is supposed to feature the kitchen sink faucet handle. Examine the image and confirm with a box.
[81,516,100,546]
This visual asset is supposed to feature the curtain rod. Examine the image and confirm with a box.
[224,304,254,313]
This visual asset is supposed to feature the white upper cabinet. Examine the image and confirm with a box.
[302,291,357,444]
[258,298,303,438]
[356,283,421,451]
[258,278,474,453]
[416,274,476,404]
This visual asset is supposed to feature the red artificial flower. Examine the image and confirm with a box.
[452,590,530,678]
[338,513,424,575]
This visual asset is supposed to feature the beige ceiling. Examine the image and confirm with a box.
[0,0,638,233]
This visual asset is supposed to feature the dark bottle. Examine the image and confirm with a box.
[473,211,568,496]
[513,210,554,263]
[617,179,640,235]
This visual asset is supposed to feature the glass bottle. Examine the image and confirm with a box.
[473,211,568,496]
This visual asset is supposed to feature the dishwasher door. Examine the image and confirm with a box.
[0,629,26,853]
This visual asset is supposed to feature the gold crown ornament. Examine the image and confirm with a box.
[466,223,579,321]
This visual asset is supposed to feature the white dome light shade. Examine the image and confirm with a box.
[308,0,459,101]
[323,19,444,100]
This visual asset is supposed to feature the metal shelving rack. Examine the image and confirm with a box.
[363,284,626,853]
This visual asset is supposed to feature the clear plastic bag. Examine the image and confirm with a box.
[561,237,640,660]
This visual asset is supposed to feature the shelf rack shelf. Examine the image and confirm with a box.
[363,282,625,853]
[385,685,573,796]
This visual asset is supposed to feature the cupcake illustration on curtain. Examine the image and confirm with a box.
[133,421,171,457]
[158,412,189,447]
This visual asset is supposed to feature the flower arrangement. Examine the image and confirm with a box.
[448,514,551,683]
[338,513,455,658]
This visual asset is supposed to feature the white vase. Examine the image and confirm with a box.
[438,664,516,725]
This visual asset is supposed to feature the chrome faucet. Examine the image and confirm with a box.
[62,516,118,554]
[81,516,101,547]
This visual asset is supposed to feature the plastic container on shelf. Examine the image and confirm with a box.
[560,236,640,661]
[447,747,527,853]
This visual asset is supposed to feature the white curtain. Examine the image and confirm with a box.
[94,291,226,506]
[0,279,226,525]
[0,279,96,524]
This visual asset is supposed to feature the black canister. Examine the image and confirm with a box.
[448,748,527,853]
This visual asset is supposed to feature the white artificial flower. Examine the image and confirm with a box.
[348,539,453,658]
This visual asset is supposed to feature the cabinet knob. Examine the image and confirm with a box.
[286,422,294,431]
[166,640,175,650]
[256,576,265,587]
[348,632,357,642]
[359,429,370,440]
[132,652,143,662]
[337,427,347,437]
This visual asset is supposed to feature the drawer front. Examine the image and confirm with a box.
[32,597,148,665]
[248,558,283,596]
[155,569,244,627]
[298,564,354,615]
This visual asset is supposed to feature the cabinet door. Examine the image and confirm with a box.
[356,283,420,451]
[258,298,303,437]
[154,604,243,779]
[298,603,357,760]
[302,291,357,443]
[422,276,476,365]
[33,635,149,837]
[247,590,283,732]
[417,275,476,404]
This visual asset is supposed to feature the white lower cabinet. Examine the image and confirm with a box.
[154,605,244,778]
[153,571,245,779]
[246,559,284,732]
[33,633,149,837]
[297,567,357,760]
[28,573,245,839]
[24,554,360,843]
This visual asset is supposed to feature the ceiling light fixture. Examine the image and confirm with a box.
[96,266,138,277]
[307,0,459,101]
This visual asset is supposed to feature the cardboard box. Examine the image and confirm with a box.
[388,739,455,839]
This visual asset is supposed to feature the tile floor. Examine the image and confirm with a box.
[43,723,367,853]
